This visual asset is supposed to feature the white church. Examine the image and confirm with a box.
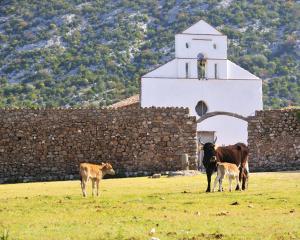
[140,20,263,145]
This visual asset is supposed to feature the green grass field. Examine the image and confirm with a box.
[0,172,299,240]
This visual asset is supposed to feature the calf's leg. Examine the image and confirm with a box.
[92,179,96,196]
[80,178,84,192]
[96,179,100,196]
[219,178,224,191]
[219,174,224,192]
[229,176,234,192]
[81,177,88,197]
[212,173,220,192]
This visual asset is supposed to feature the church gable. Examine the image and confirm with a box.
[142,59,178,78]
[182,20,223,35]
[227,60,260,80]
[143,20,260,81]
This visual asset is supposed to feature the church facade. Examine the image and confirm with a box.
[140,20,263,145]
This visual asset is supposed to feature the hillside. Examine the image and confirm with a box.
[0,0,299,108]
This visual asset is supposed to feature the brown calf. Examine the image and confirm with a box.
[212,162,241,192]
[79,162,115,197]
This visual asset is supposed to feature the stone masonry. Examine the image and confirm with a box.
[0,107,197,183]
[248,109,300,171]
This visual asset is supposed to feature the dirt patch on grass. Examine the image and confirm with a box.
[179,233,224,239]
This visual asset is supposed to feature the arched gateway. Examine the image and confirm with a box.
[197,111,249,123]
[196,111,250,171]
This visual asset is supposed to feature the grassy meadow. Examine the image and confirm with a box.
[0,172,299,240]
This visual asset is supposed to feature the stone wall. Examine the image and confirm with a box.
[0,107,197,183]
[248,109,300,171]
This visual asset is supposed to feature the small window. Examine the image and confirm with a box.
[214,64,218,79]
[213,43,217,49]
[195,101,208,117]
[186,42,189,48]
[185,62,189,78]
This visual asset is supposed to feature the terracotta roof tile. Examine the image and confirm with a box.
[109,95,140,108]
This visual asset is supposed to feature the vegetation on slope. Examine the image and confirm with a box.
[0,0,299,108]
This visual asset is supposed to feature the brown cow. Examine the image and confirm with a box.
[79,162,115,197]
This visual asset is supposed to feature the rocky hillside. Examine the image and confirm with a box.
[0,0,299,108]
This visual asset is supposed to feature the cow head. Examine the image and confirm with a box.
[200,137,218,171]
[203,142,218,163]
[102,163,115,176]
[199,137,218,165]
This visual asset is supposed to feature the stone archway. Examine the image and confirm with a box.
[196,111,250,169]
[197,111,249,123]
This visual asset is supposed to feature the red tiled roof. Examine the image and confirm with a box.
[109,95,140,108]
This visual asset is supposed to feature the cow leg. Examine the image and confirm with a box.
[92,179,96,196]
[81,177,88,197]
[236,167,243,191]
[236,176,241,191]
[244,162,249,189]
[242,165,250,190]
[242,174,247,190]
[240,167,247,190]
[244,171,249,190]
[96,179,100,196]
[80,178,84,192]
[206,171,212,192]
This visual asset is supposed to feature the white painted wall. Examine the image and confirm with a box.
[227,60,259,79]
[156,59,228,79]
[141,78,263,145]
[177,59,197,78]
[143,59,178,78]
[206,59,227,79]
[175,34,227,59]
[182,20,223,35]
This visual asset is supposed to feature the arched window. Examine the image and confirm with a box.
[197,53,206,80]
[195,101,208,117]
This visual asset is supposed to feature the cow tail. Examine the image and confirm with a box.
[245,159,249,174]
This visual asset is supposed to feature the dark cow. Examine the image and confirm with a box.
[201,140,249,192]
